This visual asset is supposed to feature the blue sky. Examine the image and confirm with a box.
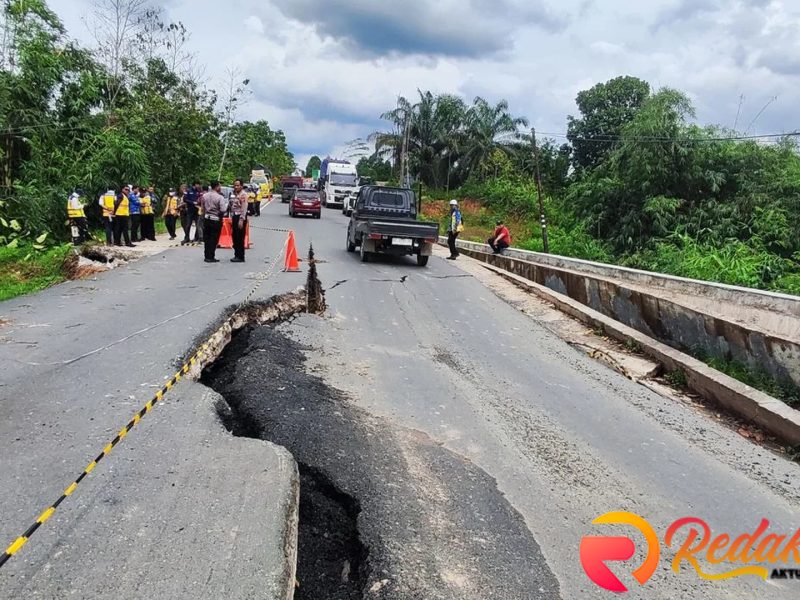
[50,0,800,169]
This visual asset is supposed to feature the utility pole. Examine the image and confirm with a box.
[399,120,407,188]
[531,127,550,253]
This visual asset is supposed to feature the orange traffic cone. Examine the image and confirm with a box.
[218,217,233,248]
[283,230,301,272]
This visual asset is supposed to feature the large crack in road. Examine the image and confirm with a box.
[202,323,561,599]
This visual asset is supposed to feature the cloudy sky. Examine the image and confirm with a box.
[50,0,800,169]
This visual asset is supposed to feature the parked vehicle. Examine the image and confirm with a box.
[341,177,373,215]
[289,188,321,218]
[342,189,357,216]
[346,186,439,266]
[280,176,304,203]
[320,159,358,209]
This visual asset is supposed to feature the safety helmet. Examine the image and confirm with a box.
[449,199,458,206]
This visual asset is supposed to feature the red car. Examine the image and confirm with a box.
[289,188,321,218]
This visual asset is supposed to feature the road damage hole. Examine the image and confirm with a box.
[201,322,561,599]
[202,327,368,600]
[296,465,366,600]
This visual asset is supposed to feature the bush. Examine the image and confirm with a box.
[627,233,795,290]
[0,243,72,301]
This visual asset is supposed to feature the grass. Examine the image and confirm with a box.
[0,243,72,301]
[697,352,800,408]
[664,369,688,388]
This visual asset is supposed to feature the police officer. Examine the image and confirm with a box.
[201,181,226,263]
[67,189,89,245]
[230,178,249,262]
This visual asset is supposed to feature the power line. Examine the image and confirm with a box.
[535,130,800,144]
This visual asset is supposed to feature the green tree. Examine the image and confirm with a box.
[220,120,294,182]
[566,75,650,172]
[356,154,392,181]
[305,155,321,177]
[509,137,572,193]
[372,92,524,188]
[0,0,296,248]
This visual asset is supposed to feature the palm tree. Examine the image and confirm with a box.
[370,95,413,180]
[371,92,527,188]
[457,97,529,181]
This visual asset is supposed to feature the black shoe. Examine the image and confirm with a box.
[126,243,136,247]
[169,236,176,240]
[181,239,189,245]
[447,256,457,260]
[230,257,244,263]
[204,258,219,263]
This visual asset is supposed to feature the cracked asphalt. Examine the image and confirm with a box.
[266,203,800,599]
[1,198,799,599]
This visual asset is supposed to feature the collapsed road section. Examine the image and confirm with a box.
[202,324,561,600]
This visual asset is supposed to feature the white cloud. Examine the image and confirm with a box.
[243,15,264,35]
[44,0,800,161]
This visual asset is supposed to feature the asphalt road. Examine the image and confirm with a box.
[263,200,800,598]
[2,197,800,599]
[0,202,302,599]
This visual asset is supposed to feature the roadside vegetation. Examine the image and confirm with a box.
[0,0,295,300]
[374,79,800,296]
[0,242,70,301]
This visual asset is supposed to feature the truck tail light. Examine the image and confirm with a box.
[368,233,382,240]
[425,237,438,243]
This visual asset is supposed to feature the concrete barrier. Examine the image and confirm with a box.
[443,238,800,395]
[482,264,800,447]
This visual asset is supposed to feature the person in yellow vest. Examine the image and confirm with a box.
[98,188,116,246]
[67,189,89,245]
[113,184,134,247]
[161,188,180,240]
[247,184,257,217]
[140,186,156,241]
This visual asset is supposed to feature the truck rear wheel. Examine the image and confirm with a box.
[416,254,429,267]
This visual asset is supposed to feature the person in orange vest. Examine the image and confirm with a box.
[161,188,180,240]
[113,184,134,247]
[98,188,116,245]
[67,189,89,245]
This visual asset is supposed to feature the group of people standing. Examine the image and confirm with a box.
[97,185,158,247]
[67,178,259,262]
[200,179,250,263]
